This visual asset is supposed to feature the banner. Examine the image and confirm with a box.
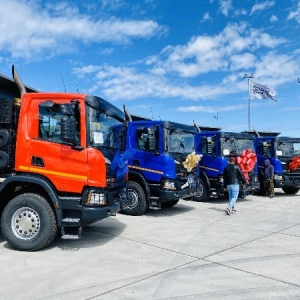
[249,81,277,101]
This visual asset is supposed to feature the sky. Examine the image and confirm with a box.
[0,0,300,136]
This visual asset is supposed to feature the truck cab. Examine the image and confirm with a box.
[253,132,300,194]
[108,119,198,215]
[194,129,259,201]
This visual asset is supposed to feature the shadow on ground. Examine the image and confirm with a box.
[0,217,127,252]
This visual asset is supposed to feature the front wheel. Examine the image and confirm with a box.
[282,187,299,194]
[1,193,58,251]
[123,181,148,216]
[192,178,210,202]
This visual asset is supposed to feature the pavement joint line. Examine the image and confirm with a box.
[202,258,300,288]
[83,258,202,300]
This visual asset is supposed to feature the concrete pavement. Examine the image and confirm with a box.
[1,189,300,299]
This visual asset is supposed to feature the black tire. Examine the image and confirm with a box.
[161,200,179,208]
[192,178,210,202]
[123,181,148,216]
[282,187,299,194]
[1,193,58,251]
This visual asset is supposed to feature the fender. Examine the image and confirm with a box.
[199,170,211,189]
[0,174,63,226]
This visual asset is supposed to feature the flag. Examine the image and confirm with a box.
[249,81,277,101]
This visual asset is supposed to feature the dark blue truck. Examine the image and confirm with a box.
[107,116,198,215]
[193,127,260,201]
[251,131,300,194]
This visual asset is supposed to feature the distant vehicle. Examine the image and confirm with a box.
[193,126,259,201]
[251,131,300,195]
[0,66,128,251]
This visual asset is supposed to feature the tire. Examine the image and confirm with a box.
[1,193,58,251]
[161,200,179,208]
[192,178,210,202]
[282,187,299,194]
[123,181,148,216]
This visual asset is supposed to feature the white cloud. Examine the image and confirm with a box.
[150,23,285,78]
[73,23,297,103]
[250,0,275,16]
[270,15,278,22]
[201,12,212,22]
[177,103,246,113]
[219,0,232,17]
[287,2,300,23]
[0,0,167,59]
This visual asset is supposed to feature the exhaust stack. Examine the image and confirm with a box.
[12,64,26,99]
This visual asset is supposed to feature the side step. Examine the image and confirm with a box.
[61,218,82,240]
[149,197,161,209]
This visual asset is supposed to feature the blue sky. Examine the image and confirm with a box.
[0,0,300,135]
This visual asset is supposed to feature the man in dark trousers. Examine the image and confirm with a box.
[264,159,275,198]
[223,157,246,215]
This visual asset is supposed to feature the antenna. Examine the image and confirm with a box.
[76,84,79,93]
[150,107,154,119]
[60,74,66,92]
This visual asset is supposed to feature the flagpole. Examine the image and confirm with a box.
[243,73,254,131]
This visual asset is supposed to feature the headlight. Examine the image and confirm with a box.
[217,176,224,183]
[252,175,258,182]
[161,180,176,190]
[87,191,107,205]
[274,174,283,181]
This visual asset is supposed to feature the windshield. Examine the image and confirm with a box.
[276,141,300,157]
[87,99,124,149]
[221,137,254,156]
[167,130,194,154]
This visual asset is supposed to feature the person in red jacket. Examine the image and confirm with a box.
[223,157,246,215]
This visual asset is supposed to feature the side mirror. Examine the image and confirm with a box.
[148,135,156,151]
[61,116,77,144]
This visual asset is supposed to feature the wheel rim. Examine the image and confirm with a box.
[11,207,41,240]
[195,180,205,197]
[127,189,139,208]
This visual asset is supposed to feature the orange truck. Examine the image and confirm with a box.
[0,66,128,251]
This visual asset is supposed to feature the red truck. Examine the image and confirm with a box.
[0,66,128,251]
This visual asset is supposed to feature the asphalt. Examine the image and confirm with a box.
[1,189,300,300]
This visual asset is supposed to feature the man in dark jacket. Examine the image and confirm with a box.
[264,159,275,198]
[223,156,246,215]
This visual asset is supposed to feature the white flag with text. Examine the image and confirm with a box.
[249,81,277,101]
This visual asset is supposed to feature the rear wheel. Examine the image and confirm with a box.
[123,181,148,216]
[161,200,179,208]
[1,193,58,251]
[282,187,299,194]
[192,178,210,202]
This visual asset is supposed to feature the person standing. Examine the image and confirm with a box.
[264,159,275,198]
[223,157,246,215]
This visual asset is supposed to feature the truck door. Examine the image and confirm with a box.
[129,125,164,182]
[16,98,88,193]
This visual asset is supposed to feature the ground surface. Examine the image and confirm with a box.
[1,189,300,299]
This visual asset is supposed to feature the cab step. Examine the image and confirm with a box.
[61,218,82,240]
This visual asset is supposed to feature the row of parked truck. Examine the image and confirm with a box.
[0,66,299,251]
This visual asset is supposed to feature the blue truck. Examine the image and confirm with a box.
[251,131,300,194]
[107,112,198,215]
[193,126,260,201]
